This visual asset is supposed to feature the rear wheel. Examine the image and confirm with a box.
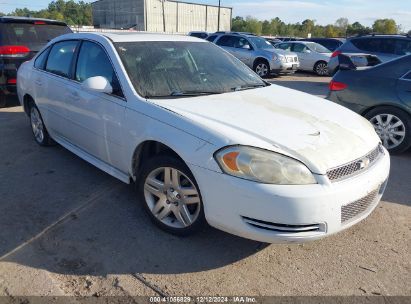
[29,103,54,146]
[137,155,206,236]
[0,94,6,108]
[314,61,328,76]
[365,107,411,153]
[253,59,270,78]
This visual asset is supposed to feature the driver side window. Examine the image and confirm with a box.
[75,41,123,97]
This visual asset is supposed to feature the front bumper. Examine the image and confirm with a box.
[190,150,390,243]
[270,61,299,74]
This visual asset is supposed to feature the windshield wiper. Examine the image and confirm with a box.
[147,91,223,98]
[231,84,267,92]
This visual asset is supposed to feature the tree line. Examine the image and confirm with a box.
[1,0,410,38]
[232,16,409,38]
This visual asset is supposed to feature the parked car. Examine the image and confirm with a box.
[328,34,411,75]
[208,33,299,77]
[0,16,72,108]
[18,32,390,243]
[275,41,332,75]
[264,37,282,46]
[276,37,300,42]
[300,38,345,52]
[328,54,411,153]
[188,31,208,39]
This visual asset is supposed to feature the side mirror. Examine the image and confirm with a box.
[242,44,251,50]
[304,49,311,53]
[82,76,113,94]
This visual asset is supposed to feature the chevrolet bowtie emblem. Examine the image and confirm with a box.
[357,158,370,170]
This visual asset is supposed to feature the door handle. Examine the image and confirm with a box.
[35,79,43,86]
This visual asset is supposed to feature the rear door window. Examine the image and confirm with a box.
[46,40,78,78]
[352,38,382,53]
[292,43,308,53]
[206,35,218,42]
[277,43,291,51]
[216,35,236,48]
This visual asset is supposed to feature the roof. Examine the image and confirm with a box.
[0,16,66,24]
[56,32,206,43]
[91,0,232,10]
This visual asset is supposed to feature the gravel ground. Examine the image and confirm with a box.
[0,74,410,299]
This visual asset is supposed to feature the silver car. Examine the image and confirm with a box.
[328,35,411,75]
[208,33,299,78]
[275,41,332,76]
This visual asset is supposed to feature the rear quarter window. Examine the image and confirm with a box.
[351,38,382,52]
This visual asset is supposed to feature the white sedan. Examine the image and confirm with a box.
[17,33,390,243]
[275,41,332,76]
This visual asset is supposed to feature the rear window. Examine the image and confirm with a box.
[351,38,381,52]
[1,23,71,46]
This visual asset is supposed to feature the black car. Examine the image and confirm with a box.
[328,54,411,153]
[0,16,72,107]
[300,38,345,52]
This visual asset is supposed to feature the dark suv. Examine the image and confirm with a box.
[328,34,411,75]
[0,16,71,107]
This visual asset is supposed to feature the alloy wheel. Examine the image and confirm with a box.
[143,167,201,229]
[370,114,406,150]
[255,63,269,77]
[315,62,328,76]
[30,107,45,144]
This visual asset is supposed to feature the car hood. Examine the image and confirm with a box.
[150,85,380,174]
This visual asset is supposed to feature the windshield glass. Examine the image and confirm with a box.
[115,41,266,98]
[307,42,331,53]
[249,37,274,50]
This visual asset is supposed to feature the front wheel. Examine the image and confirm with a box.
[253,60,270,78]
[365,107,411,153]
[314,61,328,76]
[137,155,206,236]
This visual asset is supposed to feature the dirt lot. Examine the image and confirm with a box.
[0,73,410,298]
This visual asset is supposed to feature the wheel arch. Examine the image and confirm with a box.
[23,94,35,116]
[253,57,270,68]
[313,60,328,70]
[131,140,186,181]
[361,104,411,119]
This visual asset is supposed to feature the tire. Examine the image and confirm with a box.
[364,106,411,154]
[29,102,54,146]
[253,59,270,78]
[137,155,206,236]
[314,61,328,76]
[0,94,6,108]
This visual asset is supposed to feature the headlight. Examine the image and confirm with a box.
[215,146,316,185]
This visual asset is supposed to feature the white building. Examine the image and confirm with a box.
[92,0,232,33]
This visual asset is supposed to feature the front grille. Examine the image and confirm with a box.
[327,145,384,182]
[242,216,323,233]
[341,189,379,223]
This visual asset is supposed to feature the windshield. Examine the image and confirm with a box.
[115,41,266,98]
[307,42,331,53]
[249,37,274,50]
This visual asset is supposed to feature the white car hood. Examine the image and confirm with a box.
[150,85,380,174]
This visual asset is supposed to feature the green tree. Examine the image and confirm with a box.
[335,17,349,36]
[244,16,262,35]
[7,0,92,26]
[373,19,398,34]
[301,19,315,38]
[324,25,337,37]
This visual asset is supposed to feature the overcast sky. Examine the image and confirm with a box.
[1,0,410,31]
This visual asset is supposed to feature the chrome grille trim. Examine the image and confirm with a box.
[242,216,323,233]
[327,144,384,182]
[341,189,379,223]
